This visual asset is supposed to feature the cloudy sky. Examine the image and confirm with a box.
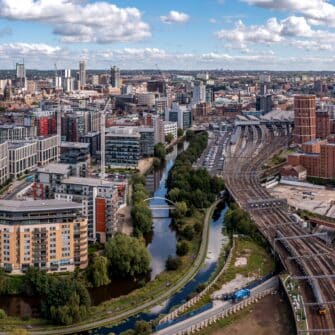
[0,0,335,70]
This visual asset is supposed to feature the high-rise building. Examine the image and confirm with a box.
[79,60,86,89]
[293,95,316,144]
[192,81,206,105]
[316,111,331,139]
[0,199,88,273]
[16,63,26,90]
[256,94,273,115]
[110,66,121,88]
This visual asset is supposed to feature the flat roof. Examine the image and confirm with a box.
[37,163,70,175]
[0,200,82,212]
[61,141,90,149]
[62,176,117,187]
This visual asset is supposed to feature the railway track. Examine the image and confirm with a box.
[222,124,335,335]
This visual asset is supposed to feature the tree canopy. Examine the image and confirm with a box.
[105,234,151,278]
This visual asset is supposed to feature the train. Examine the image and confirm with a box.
[276,230,328,315]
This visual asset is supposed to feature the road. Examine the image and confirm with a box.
[4,200,220,335]
[154,277,278,335]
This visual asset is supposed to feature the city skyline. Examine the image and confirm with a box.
[0,0,335,70]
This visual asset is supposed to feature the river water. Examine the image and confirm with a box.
[88,201,228,335]
[0,141,229,335]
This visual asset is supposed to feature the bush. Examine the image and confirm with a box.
[165,256,182,271]
[176,241,189,256]
[0,309,6,319]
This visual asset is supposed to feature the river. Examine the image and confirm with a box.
[88,201,228,334]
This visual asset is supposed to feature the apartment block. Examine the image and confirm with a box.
[0,200,88,273]
[0,142,9,186]
[55,177,120,243]
[293,95,316,144]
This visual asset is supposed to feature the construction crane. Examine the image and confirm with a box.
[100,97,111,180]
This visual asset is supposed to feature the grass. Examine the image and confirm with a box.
[196,307,251,335]
[264,148,294,169]
[176,237,275,317]
[0,209,208,332]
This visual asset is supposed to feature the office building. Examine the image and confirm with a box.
[166,103,192,129]
[79,60,86,89]
[110,66,121,88]
[147,80,166,95]
[55,177,119,243]
[0,200,88,273]
[139,127,155,157]
[105,127,140,167]
[294,95,316,144]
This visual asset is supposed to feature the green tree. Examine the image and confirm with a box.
[173,201,188,219]
[166,255,182,271]
[105,234,151,278]
[177,128,184,138]
[131,204,153,236]
[134,320,152,335]
[176,241,189,256]
[182,225,195,241]
[87,254,111,287]
[0,309,6,319]
[154,143,166,160]
[165,133,174,144]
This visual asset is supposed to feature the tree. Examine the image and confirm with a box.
[105,234,151,278]
[87,254,111,287]
[165,255,182,271]
[165,133,174,144]
[0,309,6,319]
[177,128,184,138]
[131,204,153,236]
[176,241,189,256]
[134,320,152,335]
[154,143,166,160]
[173,201,188,219]
[182,225,195,241]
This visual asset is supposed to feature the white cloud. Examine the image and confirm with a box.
[243,0,335,27]
[209,18,217,24]
[215,15,335,50]
[0,0,151,43]
[160,10,190,24]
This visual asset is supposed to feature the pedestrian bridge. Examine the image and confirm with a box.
[143,197,177,218]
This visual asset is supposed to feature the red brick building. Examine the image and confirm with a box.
[316,111,330,139]
[294,95,316,144]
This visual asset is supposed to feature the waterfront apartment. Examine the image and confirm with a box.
[0,199,88,274]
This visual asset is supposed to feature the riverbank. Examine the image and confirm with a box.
[0,201,220,335]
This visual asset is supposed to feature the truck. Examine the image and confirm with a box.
[232,288,250,302]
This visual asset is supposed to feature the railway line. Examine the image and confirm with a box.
[222,124,335,335]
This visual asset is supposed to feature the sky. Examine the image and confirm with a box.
[0,0,335,70]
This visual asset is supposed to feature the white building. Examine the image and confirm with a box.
[163,121,178,140]
[8,141,37,178]
[192,81,206,105]
[36,135,59,166]
[0,142,9,186]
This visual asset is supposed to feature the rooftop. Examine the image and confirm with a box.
[61,141,90,149]
[62,176,117,188]
[0,199,82,212]
[37,163,71,175]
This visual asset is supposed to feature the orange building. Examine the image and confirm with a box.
[0,200,88,274]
